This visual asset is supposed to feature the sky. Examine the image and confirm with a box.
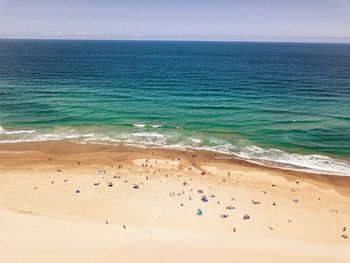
[0,0,350,42]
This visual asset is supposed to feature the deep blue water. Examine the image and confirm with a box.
[0,40,350,175]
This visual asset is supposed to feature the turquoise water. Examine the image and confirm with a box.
[0,40,350,175]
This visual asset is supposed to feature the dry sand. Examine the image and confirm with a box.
[0,141,349,262]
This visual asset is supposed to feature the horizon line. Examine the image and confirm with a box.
[0,37,350,45]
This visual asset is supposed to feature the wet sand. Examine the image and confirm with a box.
[0,141,349,262]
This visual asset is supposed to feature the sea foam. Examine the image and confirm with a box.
[236,146,350,176]
[0,126,36,135]
[0,127,349,176]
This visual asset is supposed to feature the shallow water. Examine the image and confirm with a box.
[0,40,349,175]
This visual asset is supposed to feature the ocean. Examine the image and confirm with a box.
[0,40,349,175]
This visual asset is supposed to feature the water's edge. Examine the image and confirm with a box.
[1,125,349,176]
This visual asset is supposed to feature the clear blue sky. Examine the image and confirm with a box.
[1,0,350,42]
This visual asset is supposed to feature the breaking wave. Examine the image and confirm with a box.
[236,146,350,176]
[0,126,349,176]
[133,124,163,128]
[0,126,36,135]
[133,124,146,128]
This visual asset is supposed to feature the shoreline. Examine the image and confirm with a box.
[1,140,350,184]
[1,124,349,177]
[0,140,349,262]
[1,138,350,176]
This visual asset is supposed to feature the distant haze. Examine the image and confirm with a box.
[1,0,350,42]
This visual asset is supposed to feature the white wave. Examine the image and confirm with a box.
[83,137,121,143]
[237,146,350,176]
[133,124,162,128]
[0,126,35,135]
[81,133,122,142]
[190,138,202,143]
[201,143,237,154]
[3,130,36,135]
[0,126,349,176]
[81,133,98,138]
[0,139,39,143]
[120,132,169,146]
[157,143,350,176]
[131,132,166,138]
[78,132,169,145]
[35,134,64,140]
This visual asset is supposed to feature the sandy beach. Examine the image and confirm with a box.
[0,141,349,262]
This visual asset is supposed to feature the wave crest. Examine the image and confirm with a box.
[236,146,350,176]
[0,126,36,135]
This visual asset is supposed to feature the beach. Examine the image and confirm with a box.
[0,141,349,262]
[1,4,350,263]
